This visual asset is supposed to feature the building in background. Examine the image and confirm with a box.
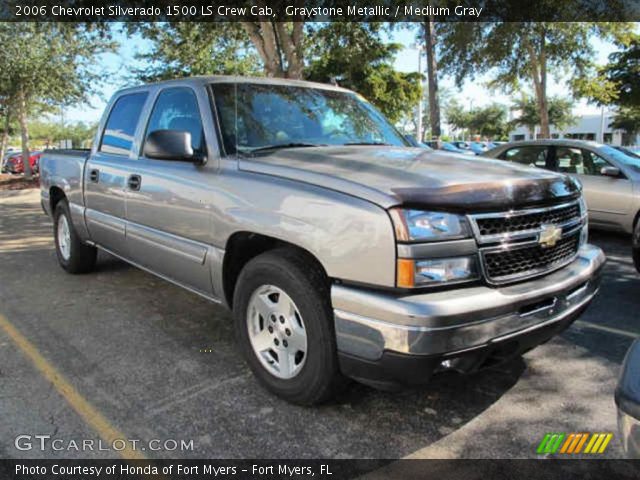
[509,110,640,146]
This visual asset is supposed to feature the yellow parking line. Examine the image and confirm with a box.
[574,320,638,340]
[0,313,146,460]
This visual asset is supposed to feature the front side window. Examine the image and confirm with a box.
[555,147,585,174]
[597,146,640,174]
[100,92,148,156]
[501,146,549,168]
[144,87,205,154]
[581,150,618,176]
[211,83,408,155]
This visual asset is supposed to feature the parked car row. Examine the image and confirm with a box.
[1,150,43,174]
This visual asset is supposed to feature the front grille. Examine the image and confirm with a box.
[483,232,580,283]
[475,203,580,237]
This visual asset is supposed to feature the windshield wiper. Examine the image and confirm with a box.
[244,143,326,154]
[342,142,392,146]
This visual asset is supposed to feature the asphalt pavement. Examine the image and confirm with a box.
[0,188,637,460]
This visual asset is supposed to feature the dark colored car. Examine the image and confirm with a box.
[441,141,474,154]
[469,141,490,155]
[4,151,42,174]
[616,340,640,458]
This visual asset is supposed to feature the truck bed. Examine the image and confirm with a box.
[40,149,92,216]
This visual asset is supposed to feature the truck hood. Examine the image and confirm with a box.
[238,146,581,212]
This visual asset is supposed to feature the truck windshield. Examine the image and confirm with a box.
[211,82,409,155]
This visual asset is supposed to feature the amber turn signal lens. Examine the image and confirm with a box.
[397,259,415,288]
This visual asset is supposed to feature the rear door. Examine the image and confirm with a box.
[124,86,216,296]
[84,91,148,256]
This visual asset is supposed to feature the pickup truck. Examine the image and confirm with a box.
[40,76,605,405]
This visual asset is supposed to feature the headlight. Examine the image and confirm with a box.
[397,256,479,288]
[390,209,470,242]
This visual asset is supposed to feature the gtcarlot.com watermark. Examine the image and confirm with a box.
[15,434,194,452]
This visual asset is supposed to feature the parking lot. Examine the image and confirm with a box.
[0,188,638,460]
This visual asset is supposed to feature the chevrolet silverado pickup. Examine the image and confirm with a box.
[40,77,605,404]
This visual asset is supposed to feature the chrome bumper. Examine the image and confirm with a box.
[333,244,605,362]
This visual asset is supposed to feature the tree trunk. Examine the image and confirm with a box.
[275,22,304,79]
[0,108,9,168]
[242,19,304,79]
[18,89,32,179]
[242,22,283,77]
[424,18,441,141]
[525,29,550,139]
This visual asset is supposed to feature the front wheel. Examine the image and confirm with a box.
[54,200,97,274]
[633,220,640,274]
[233,248,345,405]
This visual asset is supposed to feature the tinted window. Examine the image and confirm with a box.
[555,147,585,174]
[582,150,616,176]
[600,145,640,173]
[211,83,408,155]
[145,88,205,154]
[501,146,549,168]
[100,92,148,155]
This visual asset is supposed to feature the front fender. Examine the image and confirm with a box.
[214,171,397,288]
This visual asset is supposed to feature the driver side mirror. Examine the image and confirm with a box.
[143,130,204,163]
[601,166,621,178]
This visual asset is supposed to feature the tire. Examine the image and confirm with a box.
[53,200,97,274]
[233,248,345,405]
[633,219,640,274]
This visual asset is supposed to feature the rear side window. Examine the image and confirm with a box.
[144,87,205,154]
[501,146,549,169]
[100,92,148,156]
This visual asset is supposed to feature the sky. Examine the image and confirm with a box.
[66,24,619,125]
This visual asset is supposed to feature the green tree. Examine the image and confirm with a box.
[133,23,261,82]
[305,23,422,123]
[578,37,640,144]
[577,36,640,107]
[29,120,96,149]
[467,104,509,140]
[444,100,472,137]
[510,95,576,137]
[610,107,640,142]
[0,23,114,177]
[438,21,635,139]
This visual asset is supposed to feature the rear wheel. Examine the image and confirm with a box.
[233,248,345,405]
[633,219,640,273]
[54,200,97,274]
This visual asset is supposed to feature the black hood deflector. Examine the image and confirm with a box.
[391,175,581,213]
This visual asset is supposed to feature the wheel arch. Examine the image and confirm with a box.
[222,231,329,309]
[49,186,67,214]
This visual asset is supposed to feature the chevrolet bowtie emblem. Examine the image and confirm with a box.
[539,224,563,248]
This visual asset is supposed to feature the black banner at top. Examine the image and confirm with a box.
[0,0,639,22]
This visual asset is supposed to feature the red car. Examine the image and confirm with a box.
[2,151,42,174]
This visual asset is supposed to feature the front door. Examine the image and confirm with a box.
[124,86,215,296]
[554,146,633,229]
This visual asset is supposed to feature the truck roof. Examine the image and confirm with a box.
[115,75,352,96]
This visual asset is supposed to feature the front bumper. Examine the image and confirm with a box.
[333,243,605,387]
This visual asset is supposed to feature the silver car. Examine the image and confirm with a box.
[484,140,640,234]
